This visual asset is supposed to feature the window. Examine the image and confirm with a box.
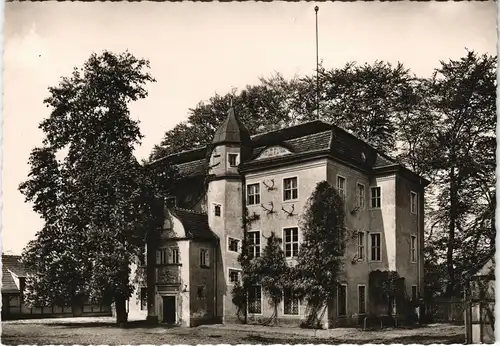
[228,237,240,253]
[213,203,222,217]
[228,269,241,284]
[337,176,346,199]
[248,286,262,314]
[171,248,179,264]
[283,288,299,315]
[283,227,299,258]
[283,177,298,201]
[156,248,168,265]
[358,285,366,314]
[248,231,261,259]
[140,287,147,310]
[357,231,365,260]
[370,233,381,261]
[228,153,238,167]
[411,285,418,302]
[371,187,381,208]
[200,249,210,268]
[247,183,261,205]
[338,284,347,316]
[410,235,417,262]
[410,191,418,214]
[357,183,365,208]
[197,285,206,300]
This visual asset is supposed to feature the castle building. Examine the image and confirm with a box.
[128,107,429,328]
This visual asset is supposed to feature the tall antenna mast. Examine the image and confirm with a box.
[314,6,320,119]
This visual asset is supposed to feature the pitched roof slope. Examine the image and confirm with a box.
[2,255,25,294]
[171,208,218,241]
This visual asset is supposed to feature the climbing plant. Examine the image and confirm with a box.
[293,181,348,328]
[253,232,290,326]
[369,270,405,318]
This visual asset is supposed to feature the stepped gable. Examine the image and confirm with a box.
[171,208,218,241]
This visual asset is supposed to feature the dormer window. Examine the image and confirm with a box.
[228,153,239,167]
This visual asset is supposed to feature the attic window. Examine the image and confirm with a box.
[228,154,239,167]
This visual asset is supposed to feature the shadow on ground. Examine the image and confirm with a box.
[243,332,465,345]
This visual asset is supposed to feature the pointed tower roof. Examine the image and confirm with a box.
[212,107,251,145]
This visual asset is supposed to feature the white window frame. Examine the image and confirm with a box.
[336,175,346,199]
[228,153,239,167]
[227,236,241,253]
[247,285,263,315]
[410,234,417,263]
[357,231,365,261]
[356,183,365,209]
[246,183,261,206]
[283,176,299,202]
[228,268,242,285]
[410,191,418,214]
[171,247,180,264]
[337,284,348,317]
[282,227,299,258]
[370,186,381,209]
[282,287,300,316]
[156,248,168,265]
[247,230,261,259]
[357,284,367,314]
[369,232,382,262]
[213,203,222,217]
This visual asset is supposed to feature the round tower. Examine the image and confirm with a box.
[207,107,250,322]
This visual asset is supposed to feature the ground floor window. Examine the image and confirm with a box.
[358,285,366,314]
[338,284,347,316]
[283,288,299,315]
[248,285,262,314]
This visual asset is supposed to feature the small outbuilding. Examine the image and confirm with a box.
[464,248,495,344]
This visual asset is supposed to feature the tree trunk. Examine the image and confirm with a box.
[446,168,457,297]
[115,295,128,327]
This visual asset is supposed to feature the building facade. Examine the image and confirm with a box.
[133,108,429,327]
[1,255,111,320]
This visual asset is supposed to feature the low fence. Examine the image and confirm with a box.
[425,298,464,324]
[3,303,112,320]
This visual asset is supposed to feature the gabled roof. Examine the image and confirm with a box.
[171,208,218,242]
[152,117,429,186]
[2,255,25,294]
[463,248,496,281]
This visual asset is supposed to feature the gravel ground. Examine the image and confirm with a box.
[1,317,465,345]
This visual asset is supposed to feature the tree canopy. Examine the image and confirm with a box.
[19,51,176,325]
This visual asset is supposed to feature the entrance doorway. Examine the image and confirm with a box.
[162,296,176,324]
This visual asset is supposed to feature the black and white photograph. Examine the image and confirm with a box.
[1,1,497,344]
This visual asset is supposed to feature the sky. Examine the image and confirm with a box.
[2,1,497,255]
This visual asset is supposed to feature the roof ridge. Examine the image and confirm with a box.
[173,207,207,215]
[251,119,332,139]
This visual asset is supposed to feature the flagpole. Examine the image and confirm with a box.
[315,6,320,119]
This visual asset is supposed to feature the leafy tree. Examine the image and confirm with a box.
[19,51,174,325]
[150,62,420,160]
[293,181,347,327]
[253,232,290,325]
[423,50,496,297]
[368,270,402,319]
[309,61,417,153]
